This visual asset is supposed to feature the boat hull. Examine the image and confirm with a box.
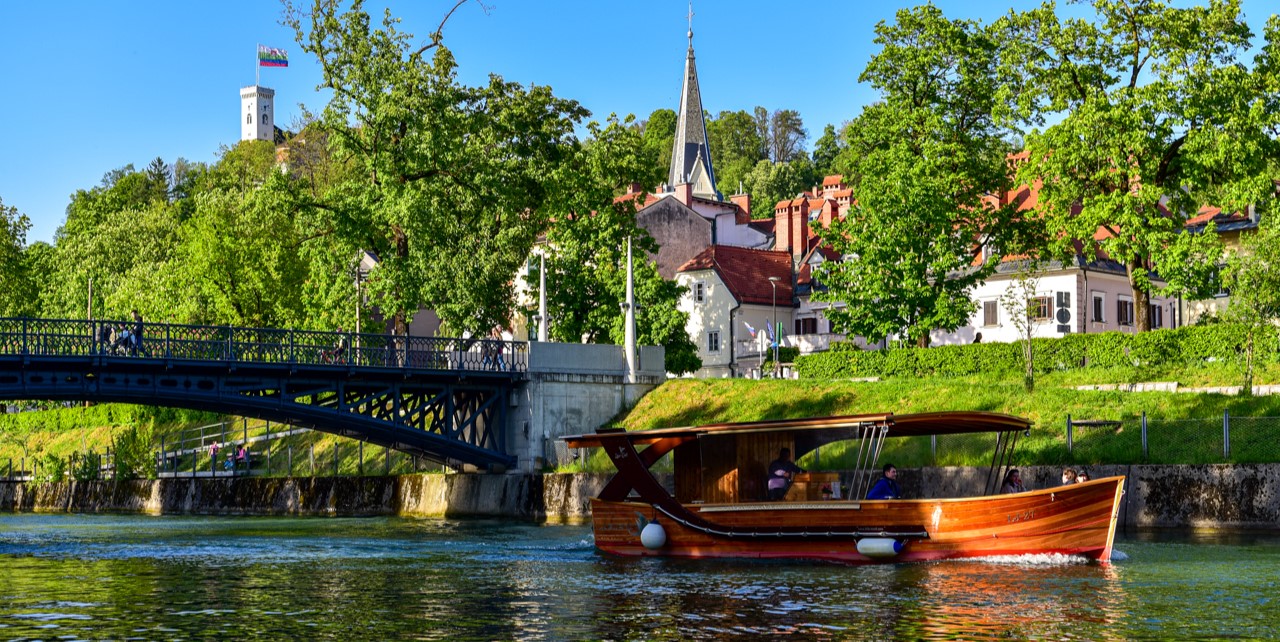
[590,476,1125,564]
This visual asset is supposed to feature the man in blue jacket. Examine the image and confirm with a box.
[866,463,901,499]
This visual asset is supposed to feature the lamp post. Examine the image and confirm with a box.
[768,276,780,378]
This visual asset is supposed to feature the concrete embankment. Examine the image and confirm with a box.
[1,465,1278,529]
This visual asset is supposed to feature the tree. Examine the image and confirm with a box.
[1222,214,1280,396]
[641,108,677,181]
[811,123,844,178]
[144,156,171,204]
[742,157,820,219]
[997,1,1280,332]
[814,6,1032,347]
[752,106,808,163]
[536,116,700,374]
[707,109,767,194]
[285,0,589,336]
[768,109,807,162]
[41,170,182,320]
[0,197,37,317]
[999,264,1043,393]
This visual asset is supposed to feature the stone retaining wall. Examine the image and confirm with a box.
[1,466,1277,529]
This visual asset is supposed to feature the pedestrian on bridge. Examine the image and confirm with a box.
[130,310,145,357]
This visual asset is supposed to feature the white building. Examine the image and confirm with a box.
[240,85,275,142]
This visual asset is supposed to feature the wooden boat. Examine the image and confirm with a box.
[563,411,1124,564]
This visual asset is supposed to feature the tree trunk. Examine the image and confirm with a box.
[1128,259,1152,332]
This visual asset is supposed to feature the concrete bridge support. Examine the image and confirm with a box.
[507,343,665,473]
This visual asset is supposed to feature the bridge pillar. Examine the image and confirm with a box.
[508,342,665,473]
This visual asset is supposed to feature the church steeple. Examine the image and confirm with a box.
[668,4,720,201]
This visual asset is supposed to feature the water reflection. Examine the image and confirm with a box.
[2,516,1280,640]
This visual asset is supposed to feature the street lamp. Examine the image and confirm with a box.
[768,276,780,378]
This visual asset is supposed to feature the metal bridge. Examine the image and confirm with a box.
[0,317,526,469]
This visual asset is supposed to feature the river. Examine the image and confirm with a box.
[0,514,1277,640]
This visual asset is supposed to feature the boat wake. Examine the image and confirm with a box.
[957,552,1092,566]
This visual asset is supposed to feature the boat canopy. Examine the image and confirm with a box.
[563,411,1030,449]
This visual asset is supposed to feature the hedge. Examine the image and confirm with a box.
[796,323,1280,380]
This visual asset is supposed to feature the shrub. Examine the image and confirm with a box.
[797,324,1280,380]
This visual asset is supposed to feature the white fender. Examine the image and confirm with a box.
[640,521,667,550]
[857,538,904,558]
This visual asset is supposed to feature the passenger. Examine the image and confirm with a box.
[866,463,901,500]
[766,448,805,500]
[1061,468,1077,485]
[1001,469,1026,494]
[1076,469,1090,483]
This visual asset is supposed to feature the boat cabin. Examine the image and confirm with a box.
[566,412,1033,504]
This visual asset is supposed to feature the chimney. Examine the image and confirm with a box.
[677,182,693,206]
[731,193,751,222]
[776,206,791,255]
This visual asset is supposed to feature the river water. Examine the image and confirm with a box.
[0,515,1277,640]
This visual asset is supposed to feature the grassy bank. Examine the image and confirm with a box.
[561,367,1280,472]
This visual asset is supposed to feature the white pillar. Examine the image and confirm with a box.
[624,237,637,383]
[538,254,549,342]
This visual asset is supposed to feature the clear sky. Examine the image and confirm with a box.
[1,1,1275,244]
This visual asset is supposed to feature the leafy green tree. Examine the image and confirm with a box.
[707,109,767,194]
[285,0,588,336]
[537,115,700,374]
[0,197,37,317]
[811,123,844,178]
[164,177,310,327]
[112,424,156,480]
[641,108,677,181]
[1222,214,1280,395]
[742,157,820,219]
[41,170,182,320]
[814,5,1031,347]
[996,0,1280,331]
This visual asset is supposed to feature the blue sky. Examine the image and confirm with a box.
[1,1,1275,244]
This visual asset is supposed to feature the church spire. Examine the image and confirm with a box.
[668,3,720,201]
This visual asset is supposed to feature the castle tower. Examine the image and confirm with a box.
[240,85,275,142]
[667,17,720,201]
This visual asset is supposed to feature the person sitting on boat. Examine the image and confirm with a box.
[1061,468,1077,485]
[1001,469,1026,494]
[766,448,805,500]
[1076,469,1090,483]
[866,463,901,500]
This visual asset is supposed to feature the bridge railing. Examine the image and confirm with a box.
[0,317,528,373]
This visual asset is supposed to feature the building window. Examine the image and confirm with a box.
[795,318,817,335]
[982,300,998,327]
[707,331,721,353]
[1029,296,1051,322]
[693,281,705,304]
[246,114,252,124]
[1092,292,1105,322]
[1149,303,1163,329]
[261,114,269,125]
[1117,297,1134,326]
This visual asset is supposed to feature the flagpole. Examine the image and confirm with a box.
[255,44,260,86]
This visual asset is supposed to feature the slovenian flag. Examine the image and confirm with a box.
[258,45,288,67]
[743,321,757,338]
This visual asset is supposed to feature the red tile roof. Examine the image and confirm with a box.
[676,245,795,306]
[822,174,845,187]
